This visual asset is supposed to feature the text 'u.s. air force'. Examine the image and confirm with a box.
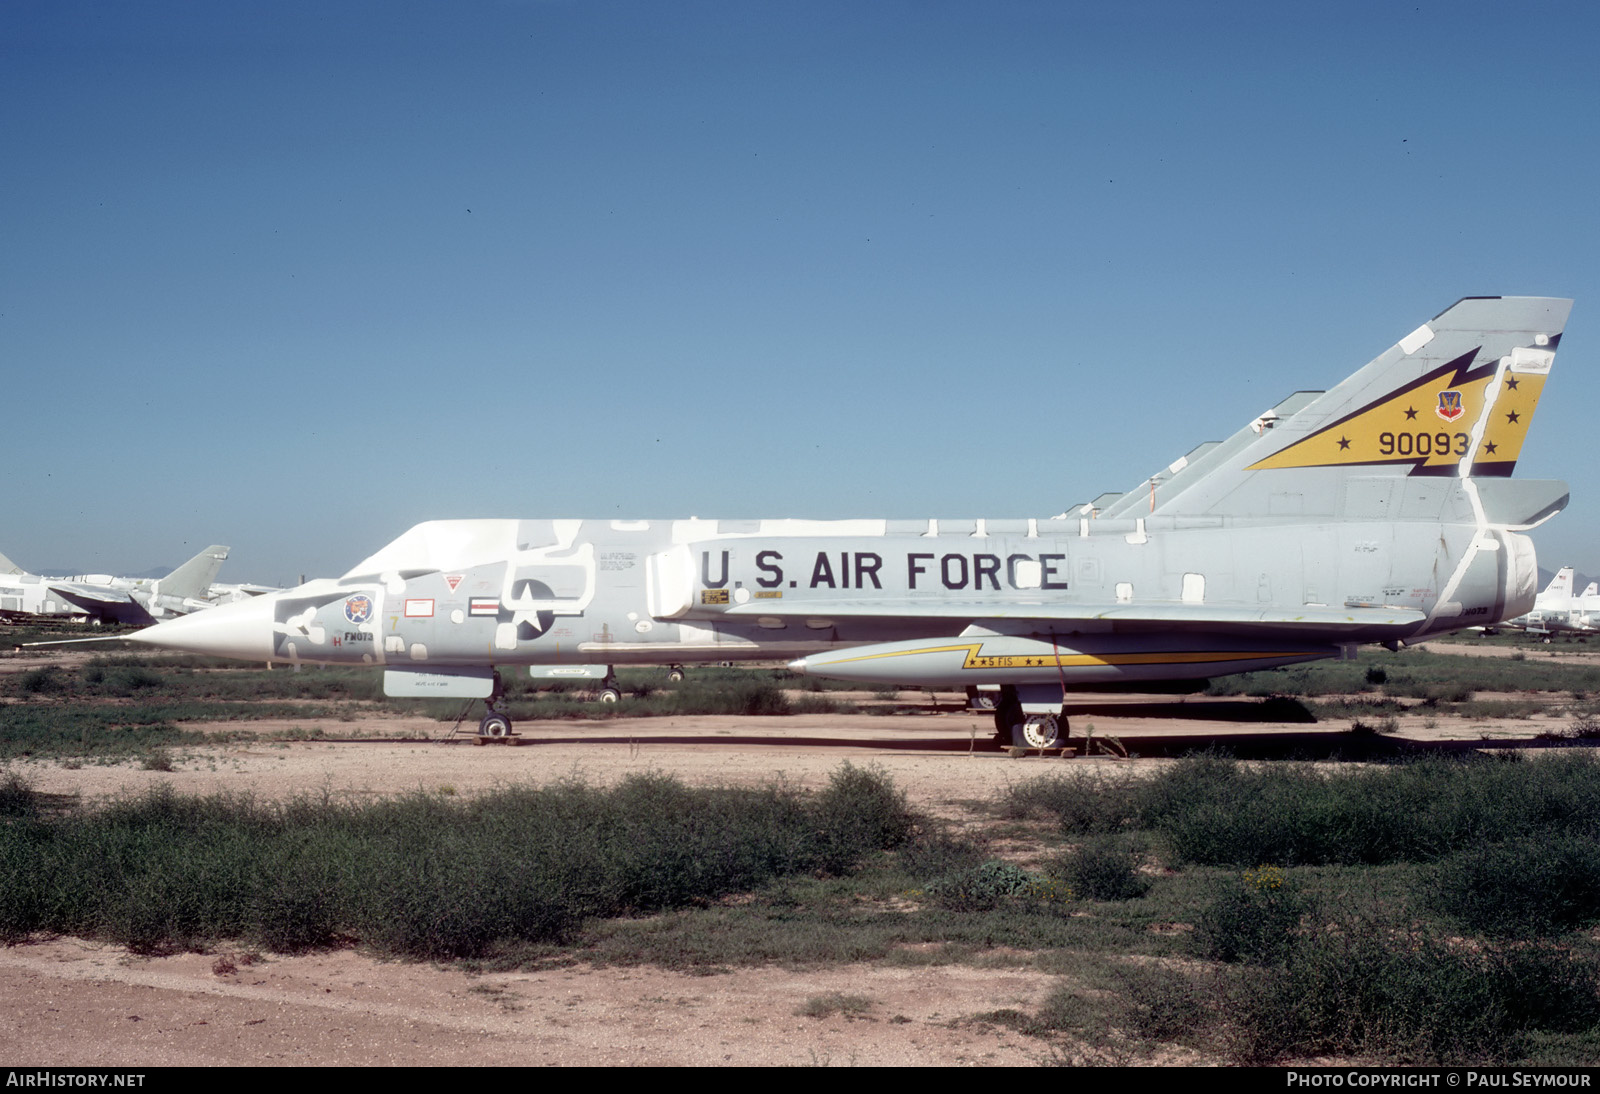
[698,550,1069,592]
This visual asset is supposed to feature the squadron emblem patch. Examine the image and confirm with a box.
[1435,389,1465,422]
[343,595,374,624]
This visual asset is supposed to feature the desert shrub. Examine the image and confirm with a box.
[1222,914,1600,1064]
[1568,713,1600,739]
[0,768,916,959]
[665,679,792,716]
[924,859,1066,911]
[897,829,987,880]
[1194,866,1311,964]
[1000,770,1138,833]
[1426,836,1600,937]
[1117,963,1215,1043]
[17,666,68,695]
[795,993,874,1019]
[810,764,916,873]
[140,750,175,772]
[0,812,47,941]
[1136,753,1600,867]
[788,692,845,715]
[105,666,163,694]
[1050,836,1150,901]
[0,771,40,818]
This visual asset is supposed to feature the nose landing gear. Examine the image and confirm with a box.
[596,666,622,703]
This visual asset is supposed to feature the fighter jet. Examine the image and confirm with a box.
[0,545,232,626]
[1501,566,1597,639]
[131,296,1572,747]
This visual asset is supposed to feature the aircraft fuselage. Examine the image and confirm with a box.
[159,513,1530,691]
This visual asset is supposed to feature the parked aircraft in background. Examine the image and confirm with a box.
[131,296,1572,747]
[1502,567,1598,639]
[0,545,233,625]
[205,580,284,605]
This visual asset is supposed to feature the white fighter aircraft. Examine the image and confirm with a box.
[1502,567,1598,638]
[130,296,1573,747]
[1,545,233,626]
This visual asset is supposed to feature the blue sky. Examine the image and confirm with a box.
[4,1,1597,585]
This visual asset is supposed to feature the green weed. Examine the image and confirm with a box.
[1050,836,1151,901]
[1426,836,1600,937]
[1193,866,1312,964]
[796,993,874,1019]
[0,767,915,960]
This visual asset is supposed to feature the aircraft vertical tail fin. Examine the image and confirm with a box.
[1542,566,1575,604]
[1151,296,1572,520]
[159,545,230,600]
[0,551,22,576]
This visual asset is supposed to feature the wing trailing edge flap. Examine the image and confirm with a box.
[719,598,1423,633]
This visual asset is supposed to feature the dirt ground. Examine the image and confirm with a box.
[3,641,1597,1067]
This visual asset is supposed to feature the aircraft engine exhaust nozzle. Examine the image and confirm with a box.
[1502,532,1540,622]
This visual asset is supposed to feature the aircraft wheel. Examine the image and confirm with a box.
[667,668,685,682]
[479,712,512,739]
[1013,713,1066,750]
[598,687,621,703]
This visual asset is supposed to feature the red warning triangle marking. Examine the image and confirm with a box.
[443,574,463,592]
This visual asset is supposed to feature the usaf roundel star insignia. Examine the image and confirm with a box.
[344,595,374,624]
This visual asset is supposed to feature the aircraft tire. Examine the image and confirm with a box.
[1013,713,1065,750]
[667,668,685,682]
[479,712,512,739]
[598,687,622,703]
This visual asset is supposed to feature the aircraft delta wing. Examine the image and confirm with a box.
[131,296,1573,747]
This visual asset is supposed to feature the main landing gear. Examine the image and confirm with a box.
[992,685,1069,750]
[474,671,521,745]
[596,666,621,703]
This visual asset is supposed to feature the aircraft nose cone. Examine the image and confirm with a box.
[129,594,276,661]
